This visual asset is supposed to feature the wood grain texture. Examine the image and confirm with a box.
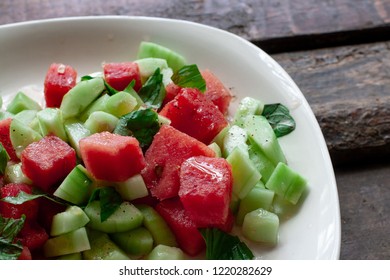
[336,163,390,259]
[273,42,390,165]
[1,0,390,42]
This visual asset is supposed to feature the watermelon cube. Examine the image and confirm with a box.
[79,131,145,182]
[44,63,77,108]
[103,62,142,92]
[201,69,232,115]
[162,82,181,106]
[21,135,77,192]
[0,183,38,221]
[17,246,32,260]
[0,118,19,162]
[159,88,228,144]
[16,222,49,251]
[179,156,233,228]
[141,125,216,200]
[155,198,205,256]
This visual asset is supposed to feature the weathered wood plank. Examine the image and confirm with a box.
[335,163,390,259]
[1,0,390,49]
[273,41,390,165]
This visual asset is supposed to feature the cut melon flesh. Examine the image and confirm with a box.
[50,206,90,236]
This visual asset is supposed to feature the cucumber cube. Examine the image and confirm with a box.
[265,162,307,205]
[10,118,42,158]
[226,147,261,199]
[147,244,185,260]
[83,229,130,260]
[134,57,169,83]
[244,115,286,166]
[242,208,279,244]
[43,227,91,258]
[6,91,42,114]
[80,94,110,122]
[4,162,32,185]
[223,125,249,158]
[50,206,90,236]
[208,142,222,157]
[84,111,119,134]
[37,108,68,141]
[233,96,264,127]
[110,227,153,256]
[64,119,91,158]
[105,91,137,117]
[114,174,148,201]
[248,143,276,183]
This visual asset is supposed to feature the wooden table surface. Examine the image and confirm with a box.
[1,0,389,260]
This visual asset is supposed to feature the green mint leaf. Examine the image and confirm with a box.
[98,187,123,223]
[0,215,25,260]
[0,191,46,205]
[114,108,160,150]
[104,80,119,96]
[199,228,254,260]
[80,75,94,81]
[0,143,10,175]
[171,64,206,93]
[262,103,296,137]
[138,68,165,110]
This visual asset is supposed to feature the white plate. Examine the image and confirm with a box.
[0,16,341,260]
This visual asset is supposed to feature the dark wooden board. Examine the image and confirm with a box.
[1,0,390,52]
[273,41,390,165]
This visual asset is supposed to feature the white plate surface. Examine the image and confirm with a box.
[0,16,341,260]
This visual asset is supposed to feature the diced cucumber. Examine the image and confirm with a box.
[105,91,137,117]
[0,111,14,121]
[137,41,187,72]
[265,162,307,205]
[248,143,275,183]
[4,162,32,184]
[110,227,153,256]
[134,57,169,83]
[136,204,177,247]
[83,229,130,260]
[244,115,286,166]
[50,206,90,236]
[37,108,68,141]
[6,91,42,114]
[64,119,91,158]
[13,110,38,126]
[84,201,143,233]
[80,94,109,122]
[208,142,222,158]
[60,77,105,119]
[53,164,93,205]
[222,125,249,158]
[236,183,275,226]
[114,174,148,201]
[147,244,185,260]
[43,227,91,258]
[161,67,174,87]
[233,97,264,127]
[84,111,119,134]
[226,147,261,199]
[56,252,82,260]
[10,118,42,158]
[242,208,279,244]
[212,125,230,149]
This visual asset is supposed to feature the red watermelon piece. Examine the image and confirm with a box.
[159,88,228,144]
[21,136,77,192]
[179,156,233,228]
[36,197,67,233]
[163,82,181,106]
[141,125,215,200]
[155,198,205,256]
[0,183,38,221]
[44,63,77,108]
[79,132,145,182]
[17,246,32,260]
[201,69,232,115]
[0,118,19,162]
[104,62,142,92]
[16,222,49,251]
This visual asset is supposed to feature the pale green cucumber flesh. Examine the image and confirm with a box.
[43,227,91,258]
[37,108,68,141]
[80,94,109,122]
[84,111,119,134]
[13,110,38,125]
[233,96,264,127]
[248,143,275,184]
[242,208,279,244]
[6,91,42,114]
[60,77,105,119]
[50,205,90,236]
[84,201,143,233]
[226,147,261,199]
[64,119,91,158]
[82,229,130,260]
[114,174,148,201]
[110,227,153,256]
[147,244,185,260]
[208,142,222,158]
[4,162,32,185]
[105,91,137,117]
[136,204,177,247]
[10,118,42,158]
[53,164,93,205]
[222,125,249,158]
[134,57,169,83]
